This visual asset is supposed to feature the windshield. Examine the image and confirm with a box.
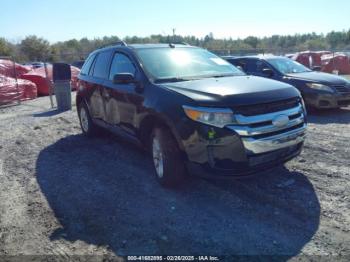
[267,57,311,74]
[135,47,245,82]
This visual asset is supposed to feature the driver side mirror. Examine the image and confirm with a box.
[262,68,274,77]
[113,73,136,84]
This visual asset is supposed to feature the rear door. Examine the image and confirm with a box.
[78,53,97,105]
[89,50,113,121]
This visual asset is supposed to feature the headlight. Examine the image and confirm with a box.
[306,83,334,93]
[183,105,235,128]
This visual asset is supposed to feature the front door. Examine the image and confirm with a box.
[103,52,144,136]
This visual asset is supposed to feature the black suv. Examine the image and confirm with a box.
[77,43,307,187]
[225,55,350,109]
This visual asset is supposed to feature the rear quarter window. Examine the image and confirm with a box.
[80,54,96,75]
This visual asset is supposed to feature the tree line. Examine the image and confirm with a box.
[1,30,350,63]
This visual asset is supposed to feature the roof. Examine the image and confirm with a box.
[129,43,192,49]
[95,43,193,54]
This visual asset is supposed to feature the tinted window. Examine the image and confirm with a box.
[227,59,240,67]
[109,53,136,80]
[92,51,112,79]
[245,59,259,73]
[80,54,96,75]
[229,59,246,71]
[255,60,270,72]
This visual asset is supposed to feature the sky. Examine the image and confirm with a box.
[1,0,349,43]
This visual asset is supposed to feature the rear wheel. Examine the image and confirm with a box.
[151,127,186,187]
[78,103,99,137]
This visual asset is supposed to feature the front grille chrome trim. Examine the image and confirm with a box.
[234,104,303,125]
[228,115,304,136]
[228,102,307,154]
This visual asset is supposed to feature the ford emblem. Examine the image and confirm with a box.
[272,115,289,128]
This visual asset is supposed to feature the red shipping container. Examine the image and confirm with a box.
[292,51,331,69]
[321,54,350,75]
[20,64,80,96]
[0,59,32,78]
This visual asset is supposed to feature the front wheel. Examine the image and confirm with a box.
[151,127,186,187]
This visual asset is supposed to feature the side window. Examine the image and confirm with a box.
[92,51,112,79]
[109,53,136,80]
[234,60,247,72]
[256,60,271,73]
[245,59,258,73]
[80,54,96,75]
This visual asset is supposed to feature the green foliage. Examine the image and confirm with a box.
[1,30,350,63]
[19,35,51,61]
[0,38,13,56]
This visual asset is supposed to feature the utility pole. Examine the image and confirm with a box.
[172,28,176,42]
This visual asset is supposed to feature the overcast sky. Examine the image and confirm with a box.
[1,0,349,43]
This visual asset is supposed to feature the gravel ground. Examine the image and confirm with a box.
[0,95,349,261]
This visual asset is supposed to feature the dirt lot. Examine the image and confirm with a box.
[0,95,349,261]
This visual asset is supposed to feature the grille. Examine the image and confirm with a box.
[338,100,350,106]
[251,122,305,139]
[228,103,306,154]
[234,97,300,116]
[333,85,350,93]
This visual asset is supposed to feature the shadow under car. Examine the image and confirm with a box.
[36,134,320,258]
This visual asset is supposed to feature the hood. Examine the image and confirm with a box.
[286,71,349,85]
[160,76,300,106]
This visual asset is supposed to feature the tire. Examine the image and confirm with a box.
[78,102,99,137]
[151,127,186,187]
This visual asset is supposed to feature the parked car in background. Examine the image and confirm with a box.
[77,43,307,187]
[225,56,350,109]
[71,60,85,69]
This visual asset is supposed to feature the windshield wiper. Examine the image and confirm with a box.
[154,77,197,83]
[154,74,239,83]
[213,74,237,78]
[201,73,240,79]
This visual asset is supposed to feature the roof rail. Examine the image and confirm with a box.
[99,41,128,49]
[171,42,190,46]
[168,42,190,48]
[113,41,127,46]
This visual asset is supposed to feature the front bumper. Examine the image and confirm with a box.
[180,103,307,177]
[187,142,303,178]
[304,92,350,108]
